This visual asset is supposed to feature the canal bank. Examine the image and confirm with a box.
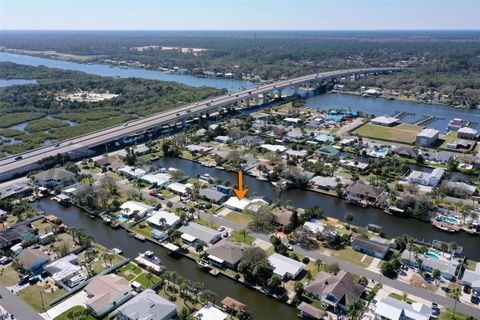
[32,198,299,320]
[151,157,480,261]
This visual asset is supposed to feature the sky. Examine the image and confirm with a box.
[1,0,479,31]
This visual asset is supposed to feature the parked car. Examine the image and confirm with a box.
[0,256,12,265]
[28,275,40,285]
[470,295,479,304]
[217,226,226,232]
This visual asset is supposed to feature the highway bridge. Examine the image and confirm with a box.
[0,67,404,181]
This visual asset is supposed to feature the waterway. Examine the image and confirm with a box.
[0,78,37,87]
[306,93,480,133]
[0,52,256,91]
[151,157,480,260]
[32,199,298,320]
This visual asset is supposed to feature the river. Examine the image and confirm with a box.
[32,198,299,320]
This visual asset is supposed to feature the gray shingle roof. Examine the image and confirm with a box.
[117,289,176,320]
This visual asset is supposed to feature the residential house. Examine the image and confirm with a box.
[0,220,34,249]
[393,146,418,159]
[141,172,171,187]
[178,222,222,245]
[117,289,177,320]
[371,116,399,127]
[17,248,51,272]
[458,127,478,140]
[416,128,439,146]
[406,168,444,187]
[268,253,305,280]
[352,237,390,259]
[338,159,370,172]
[310,176,345,190]
[400,249,457,280]
[185,144,213,154]
[285,129,305,142]
[316,145,340,159]
[304,270,365,312]
[166,182,193,196]
[117,166,147,179]
[375,297,432,320]
[445,181,476,196]
[285,149,308,160]
[205,239,246,270]
[271,207,294,227]
[199,188,228,204]
[297,302,328,320]
[314,133,335,144]
[147,210,181,230]
[259,144,287,153]
[85,274,132,317]
[120,201,154,219]
[214,136,231,144]
[224,197,268,212]
[33,168,76,188]
[0,182,32,200]
[345,181,386,205]
[235,136,265,148]
[44,254,82,283]
[193,305,228,320]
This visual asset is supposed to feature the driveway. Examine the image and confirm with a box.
[40,291,89,320]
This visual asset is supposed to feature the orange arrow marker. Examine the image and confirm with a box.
[233,171,248,200]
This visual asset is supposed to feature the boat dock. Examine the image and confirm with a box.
[413,115,445,126]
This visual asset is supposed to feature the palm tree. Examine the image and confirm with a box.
[240,228,249,243]
[160,217,167,231]
[448,286,461,319]
[347,300,364,320]
[314,259,323,272]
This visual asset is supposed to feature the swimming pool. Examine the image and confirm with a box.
[425,251,441,260]
[442,216,460,225]
[118,216,128,222]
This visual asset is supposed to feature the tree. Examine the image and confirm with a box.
[314,259,323,272]
[347,300,364,320]
[246,204,275,232]
[239,228,249,243]
[432,269,441,281]
[200,289,218,305]
[268,275,283,293]
[447,286,461,319]
[380,261,398,278]
[345,212,354,229]
[168,230,182,245]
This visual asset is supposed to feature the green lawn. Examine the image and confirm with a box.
[129,223,155,240]
[181,150,193,160]
[53,306,98,320]
[194,217,220,230]
[0,265,20,286]
[388,292,415,303]
[465,259,477,271]
[115,262,143,281]
[18,285,67,312]
[224,211,252,227]
[354,123,422,144]
[133,272,160,289]
[330,247,373,268]
[439,309,471,320]
[229,230,255,244]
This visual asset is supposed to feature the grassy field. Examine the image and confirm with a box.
[229,230,255,244]
[388,292,415,303]
[54,306,98,320]
[18,285,67,312]
[115,262,143,281]
[129,223,155,241]
[439,310,471,320]
[354,122,423,144]
[224,211,252,227]
[330,247,373,268]
[0,265,20,286]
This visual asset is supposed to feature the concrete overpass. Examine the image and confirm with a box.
[0,67,403,181]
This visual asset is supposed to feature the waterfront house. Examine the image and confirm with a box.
[460,269,480,292]
[221,296,246,315]
[33,168,76,188]
[141,172,171,187]
[205,239,247,270]
[215,184,232,195]
[352,237,390,259]
[193,305,228,320]
[374,297,432,320]
[147,210,181,230]
[186,144,214,154]
[416,128,439,146]
[166,182,193,196]
[406,168,444,187]
[297,302,328,320]
[178,222,222,245]
[371,116,399,127]
[310,176,346,190]
[445,181,477,196]
[199,188,228,204]
[345,180,386,204]
[17,248,51,272]
[120,201,154,219]
[94,156,125,171]
[118,166,146,179]
[400,249,458,280]
[422,151,454,164]
[224,197,268,212]
[268,252,305,280]
[0,220,34,249]
[117,288,177,320]
[393,146,418,159]
[44,254,81,284]
[0,182,32,200]
[458,127,478,140]
[304,270,365,312]
[85,274,132,318]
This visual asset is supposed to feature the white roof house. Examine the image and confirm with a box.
[406,168,444,187]
[371,116,399,126]
[284,117,302,124]
[268,253,305,279]
[44,254,81,282]
[375,297,432,320]
[193,305,228,320]
[120,201,154,217]
[167,182,193,195]
[141,173,171,186]
[146,210,181,229]
[178,222,222,245]
[260,144,287,153]
[117,166,146,179]
[303,220,326,234]
[224,197,268,212]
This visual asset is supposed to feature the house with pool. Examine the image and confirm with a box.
[400,249,459,280]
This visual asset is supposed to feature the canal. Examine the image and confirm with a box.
[152,157,480,260]
[32,199,299,320]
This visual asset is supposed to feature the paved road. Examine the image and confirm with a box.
[0,285,44,320]
[197,211,480,318]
